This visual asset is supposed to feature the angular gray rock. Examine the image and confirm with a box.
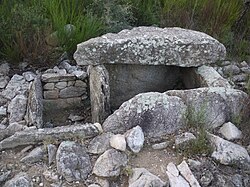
[41,73,75,83]
[93,149,128,177]
[20,146,46,164]
[47,144,57,165]
[223,65,240,75]
[25,75,43,128]
[89,65,111,123]
[0,76,9,89]
[177,161,201,187]
[175,132,196,146]
[23,71,36,82]
[0,123,101,150]
[3,172,33,187]
[8,94,27,123]
[110,134,126,151]
[166,87,249,129]
[1,74,29,100]
[128,168,166,187]
[196,65,232,88]
[59,86,86,98]
[219,122,242,140]
[103,93,187,139]
[0,63,10,76]
[207,133,250,168]
[166,162,190,187]
[74,27,226,67]
[126,126,144,153]
[0,122,28,141]
[152,141,169,150]
[0,171,11,183]
[56,141,92,182]
[87,132,113,154]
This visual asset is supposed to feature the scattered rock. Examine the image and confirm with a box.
[126,126,144,153]
[175,132,196,146]
[152,141,169,150]
[0,76,9,89]
[47,144,57,165]
[166,162,190,187]
[177,160,201,187]
[103,93,187,139]
[72,70,88,80]
[223,65,241,75]
[110,134,126,151]
[3,172,33,187]
[0,63,10,76]
[8,94,27,123]
[20,146,46,164]
[87,132,113,154]
[0,123,100,150]
[68,114,84,122]
[207,133,250,168]
[219,122,242,140]
[23,71,36,82]
[93,149,128,177]
[0,106,7,116]
[43,170,59,183]
[128,168,166,187]
[187,159,202,169]
[56,141,92,182]
[74,27,226,67]
[0,171,11,183]
[200,170,213,186]
[0,122,28,141]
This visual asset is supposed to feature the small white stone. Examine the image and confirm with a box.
[110,134,126,151]
[219,122,242,140]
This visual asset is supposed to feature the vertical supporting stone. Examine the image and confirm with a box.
[26,75,43,128]
[89,65,111,123]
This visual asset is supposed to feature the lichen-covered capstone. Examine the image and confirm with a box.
[74,27,226,67]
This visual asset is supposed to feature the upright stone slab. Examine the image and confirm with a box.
[26,75,43,128]
[74,27,226,67]
[89,65,111,123]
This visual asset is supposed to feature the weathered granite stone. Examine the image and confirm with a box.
[72,70,88,80]
[128,168,166,187]
[59,86,86,98]
[207,133,250,168]
[47,144,57,165]
[93,149,128,177]
[74,27,226,67]
[26,76,43,128]
[42,73,75,83]
[152,142,169,150]
[0,106,6,116]
[166,162,190,187]
[20,146,46,164]
[0,123,101,150]
[3,172,33,187]
[0,95,8,106]
[8,94,27,123]
[232,74,248,82]
[87,132,113,154]
[166,87,249,129]
[56,141,92,182]
[219,122,242,140]
[0,171,11,183]
[89,65,111,123]
[43,89,59,99]
[75,80,87,87]
[55,82,67,89]
[110,134,126,151]
[43,83,55,90]
[0,122,28,141]
[103,93,187,139]
[23,71,36,82]
[223,65,241,75]
[1,74,29,100]
[177,161,201,187]
[126,125,144,153]
[196,65,231,88]
[0,76,9,89]
[0,63,10,76]
[175,132,196,146]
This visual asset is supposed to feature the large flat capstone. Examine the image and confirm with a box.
[74,27,226,67]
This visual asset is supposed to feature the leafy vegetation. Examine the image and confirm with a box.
[0,0,249,64]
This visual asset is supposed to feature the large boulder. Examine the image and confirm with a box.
[166,87,249,129]
[103,92,187,139]
[74,27,226,67]
[56,141,92,182]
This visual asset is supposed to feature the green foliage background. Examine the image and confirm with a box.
[0,0,249,64]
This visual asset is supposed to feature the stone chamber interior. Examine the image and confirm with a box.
[105,64,201,110]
